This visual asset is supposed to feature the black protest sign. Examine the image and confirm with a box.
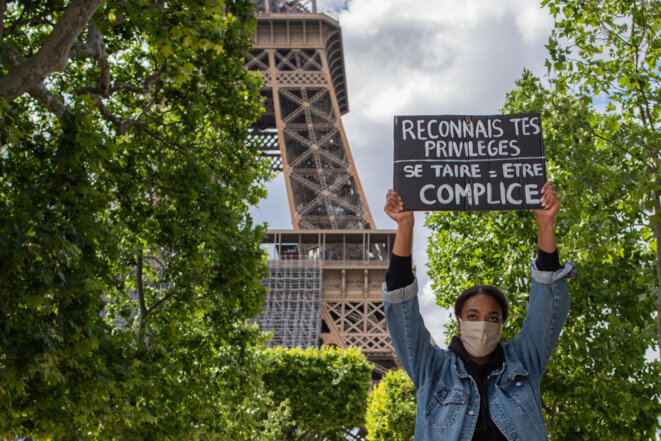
[393,113,547,211]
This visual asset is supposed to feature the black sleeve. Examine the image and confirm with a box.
[386,253,414,291]
[535,247,561,272]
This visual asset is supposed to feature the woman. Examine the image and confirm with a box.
[382,181,574,441]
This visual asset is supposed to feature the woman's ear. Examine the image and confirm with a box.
[456,316,461,333]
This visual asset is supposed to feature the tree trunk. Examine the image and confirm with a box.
[0,0,105,101]
[653,198,661,363]
[137,249,147,346]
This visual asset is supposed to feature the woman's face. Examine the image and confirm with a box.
[457,293,503,332]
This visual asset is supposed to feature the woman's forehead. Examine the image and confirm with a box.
[461,293,502,314]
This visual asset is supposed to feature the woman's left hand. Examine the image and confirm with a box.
[533,181,560,225]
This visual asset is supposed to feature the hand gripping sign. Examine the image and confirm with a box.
[393,113,547,211]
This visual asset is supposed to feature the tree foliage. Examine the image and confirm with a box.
[542,0,661,361]
[427,1,661,439]
[0,0,272,439]
[260,346,373,441]
[365,369,416,441]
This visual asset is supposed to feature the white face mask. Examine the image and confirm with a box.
[459,319,503,358]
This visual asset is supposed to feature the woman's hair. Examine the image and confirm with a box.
[454,285,508,321]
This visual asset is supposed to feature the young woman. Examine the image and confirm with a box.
[382,181,574,441]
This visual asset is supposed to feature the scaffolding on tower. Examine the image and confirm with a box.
[257,256,322,348]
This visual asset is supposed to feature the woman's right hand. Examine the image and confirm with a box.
[384,189,414,227]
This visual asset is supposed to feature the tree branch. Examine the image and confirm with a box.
[628,3,658,134]
[137,249,148,346]
[110,64,167,95]
[135,250,179,343]
[597,19,635,50]
[82,63,165,134]
[0,0,6,44]
[29,82,67,117]
[652,158,661,365]
[89,92,158,135]
[88,93,120,125]
[138,125,192,157]
[146,289,176,317]
[0,0,105,102]
[5,48,69,118]
[636,87,657,133]
[72,24,110,95]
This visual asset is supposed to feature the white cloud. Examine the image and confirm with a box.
[513,1,554,44]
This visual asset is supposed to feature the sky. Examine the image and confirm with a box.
[250,0,555,346]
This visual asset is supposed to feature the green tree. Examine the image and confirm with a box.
[541,0,661,362]
[260,346,373,441]
[365,369,415,441]
[426,1,661,438]
[0,1,272,439]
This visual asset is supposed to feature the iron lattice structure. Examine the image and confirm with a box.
[250,1,401,380]
[248,1,371,230]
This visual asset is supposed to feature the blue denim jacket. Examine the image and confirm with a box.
[382,261,575,441]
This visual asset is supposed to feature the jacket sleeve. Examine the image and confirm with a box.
[382,279,445,390]
[509,261,575,381]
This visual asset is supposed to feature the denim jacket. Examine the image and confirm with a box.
[382,261,575,441]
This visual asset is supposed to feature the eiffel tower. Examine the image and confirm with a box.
[248,0,400,378]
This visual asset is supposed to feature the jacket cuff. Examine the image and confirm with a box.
[530,261,576,284]
[381,278,418,303]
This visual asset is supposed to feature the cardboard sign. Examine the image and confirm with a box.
[393,113,547,211]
